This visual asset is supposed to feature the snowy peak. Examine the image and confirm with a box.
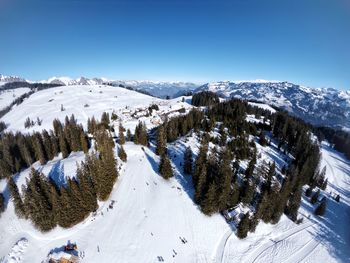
[0,74,26,84]
[196,81,350,129]
[43,77,199,98]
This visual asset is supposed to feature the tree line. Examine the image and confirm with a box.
[7,118,118,231]
[0,115,89,179]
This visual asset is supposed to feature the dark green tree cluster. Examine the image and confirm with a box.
[157,96,323,238]
[0,115,89,179]
[192,91,220,107]
[160,109,205,143]
[9,127,118,231]
[134,122,148,146]
[314,126,350,160]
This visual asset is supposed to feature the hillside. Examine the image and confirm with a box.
[0,84,349,263]
[1,85,192,134]
[195,81,350,129]
[0,136,349,262]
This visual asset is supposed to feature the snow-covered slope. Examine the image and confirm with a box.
[44,77,199,98]
[0,88,31,111]
[196,81,350,129]
[0,85,192,133]
[0,143,230,263]
[0,138,349,262]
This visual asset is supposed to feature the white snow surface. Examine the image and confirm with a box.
[0,85,192,133]
[0,139,349,262]
[0,85,349,262]
[0,88,31,111]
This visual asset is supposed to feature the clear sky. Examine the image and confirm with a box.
[0,0,349,90]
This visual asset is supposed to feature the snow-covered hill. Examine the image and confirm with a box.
[0,138,349,262]
[0,88,31,111]
[0,85,192,133]
[195,81,350,129]
[44,77,199,98]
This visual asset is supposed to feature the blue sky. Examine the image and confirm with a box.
[0,0,349,90]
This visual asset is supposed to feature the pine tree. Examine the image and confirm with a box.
[101,112,110,129]
[310,189,320,204]
[33,132,47,165]
[315,199,326,216]
[217,149,232,211]
[8,177,25,218]
[201,182,218,215]
[241,179,255,205]
[118,146,127,162]
[127,129,132,141]
[118,123,126,145]
[59,132,69,158]
[259,131,268,146]
[0,193,5,214]
[237,213,250,239]
[183,147,193,175]
[285,187,302,221]
[159,154,173,179]
[156,125,166,156]
[80,132,89,153]
[305,186,313,197]
[245,154,256,179]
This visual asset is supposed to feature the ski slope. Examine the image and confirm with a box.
[0,143,230,263]
[0,139,349,262]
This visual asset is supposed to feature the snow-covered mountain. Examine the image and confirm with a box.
[44,76,107,86]
[0,74,26,84]
[42,77,199,98]
[195,81,350,129]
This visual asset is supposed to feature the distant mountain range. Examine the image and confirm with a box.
[196,81,350,129]
[1,74,349,129]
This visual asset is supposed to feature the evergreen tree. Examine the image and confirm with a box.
[8,177,25,218]
[0,193,5,214]
[33,132,47,165]
[59,132,69,158]
[156,125,167,156]
[310,189,320,204]
[80,132,89,153]
[315,199,326,216]
[101,112,110,129]
[285,187,302,221]
[159,154,173,179]
[305,186,313,197]
[127,129,132,141]
[183,147,193,175]
[259,131,268,146]
[118,145,127,162]
[201,182,218,215]
[241,179,255,205]
[245,154,256,179]
[237,213,250,239]
[118,123,126,145]
[217,149,232,211]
